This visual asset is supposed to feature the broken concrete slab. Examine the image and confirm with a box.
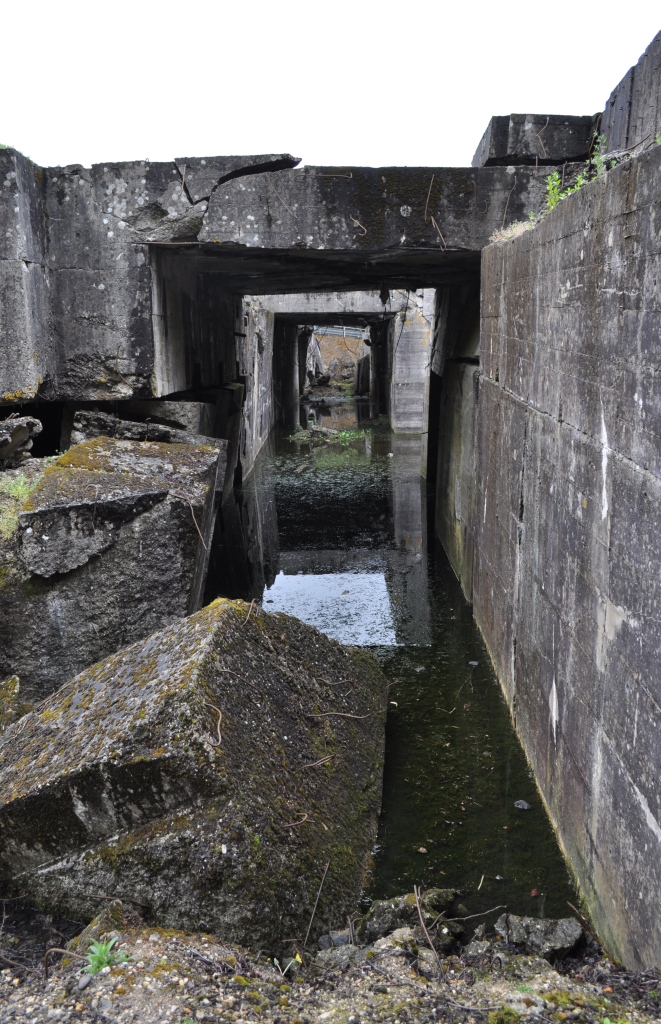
[0,416,42,467]
[494,914,584,960]
[0,598,387,952]
[356,889,459,945]
[69,409,219,450]
[122,399,217,436]
[0,435,224,701]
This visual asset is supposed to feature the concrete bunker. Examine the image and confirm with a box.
[2,29,661,970]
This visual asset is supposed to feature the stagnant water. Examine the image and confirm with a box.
[215,396,577,926]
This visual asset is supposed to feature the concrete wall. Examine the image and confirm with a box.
[602,30,661,152]
[237,298,275,475]
[452,143,661,970]
[389,290,435,433]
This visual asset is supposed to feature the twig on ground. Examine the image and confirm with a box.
[0,952,32,973]
[294,754,335,773]
[283,814,309,828]
[170,491,207,550]
[414,885,444,979]
[203,702,223,746]
[430,904,506,930]
[243,599,257,624]
[306,712,371,719]
[217,667,261,692]
[44,947,86,981]
[304,862,330,948]
[567,901,600,945]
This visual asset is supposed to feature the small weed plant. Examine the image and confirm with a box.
[0,473,41,541]
[337,429,366,445]
[84,936,128,974]
[273,952,302,976]
[0,474,34,502]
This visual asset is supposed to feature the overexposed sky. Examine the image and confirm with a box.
[3,2,659,169]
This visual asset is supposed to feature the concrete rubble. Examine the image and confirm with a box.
[0,435,225,700]
[2,895,658,1024]
[0,19,659,990]
[0,598,387,951]
[0,416,42,467]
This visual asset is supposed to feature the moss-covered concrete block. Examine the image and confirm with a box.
[0,598,387,952]
[0,436,225,700]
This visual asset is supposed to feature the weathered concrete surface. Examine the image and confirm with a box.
[0,598,387,951]
[199,164,553,253]
[121,399,217,435]
[255,289,410,318]
[469,143,661,969]
[434,360,478,591]
[0,152,297,406]
[389,290,435,433]
[602,30,661,152]
[0,436,224,700]
[473,114,598,168]
[494,914,583,960]
[0,416,42,467]
[69,409,219,448]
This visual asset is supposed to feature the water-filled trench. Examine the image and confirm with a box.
[213,396,577,926]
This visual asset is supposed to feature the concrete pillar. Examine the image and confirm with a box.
[389,290,435,434]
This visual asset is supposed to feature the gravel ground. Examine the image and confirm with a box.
[1,905,660,1024]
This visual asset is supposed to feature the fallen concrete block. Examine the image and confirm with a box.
[494,913,584,959]
[0,598,387,952]
[69,409,218,449]
[0,435,225,700]
[0,416,42,467]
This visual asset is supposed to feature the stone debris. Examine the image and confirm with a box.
[0,416,42,468]
[69,409,221,449]
[356,889,460,946]
[0,900,658,1024]
[0,598,387,950]
[494,914,584,959]
[0,436,225,700]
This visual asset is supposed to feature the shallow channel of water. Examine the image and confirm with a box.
[213,396,577,926]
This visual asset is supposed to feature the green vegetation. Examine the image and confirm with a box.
[337,428,366,445]
[0,473,41,540]
[273,953,301,976]
[545,169,590,212]
[84,936,129,974]
[488,1008,521,1024]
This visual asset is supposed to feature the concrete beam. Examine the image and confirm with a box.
[472,114,598,167]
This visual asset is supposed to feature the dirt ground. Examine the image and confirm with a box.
[1,904,660,1024]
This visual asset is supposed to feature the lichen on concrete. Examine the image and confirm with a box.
[0,598,387,952]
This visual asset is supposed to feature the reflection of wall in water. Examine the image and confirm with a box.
[385,436,430,646]
[205,435,280,602]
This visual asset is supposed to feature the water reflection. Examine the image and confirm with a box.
[265,570,398,646]
[207,399,577,920]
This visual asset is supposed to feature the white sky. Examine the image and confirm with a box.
[3,2,659,170]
